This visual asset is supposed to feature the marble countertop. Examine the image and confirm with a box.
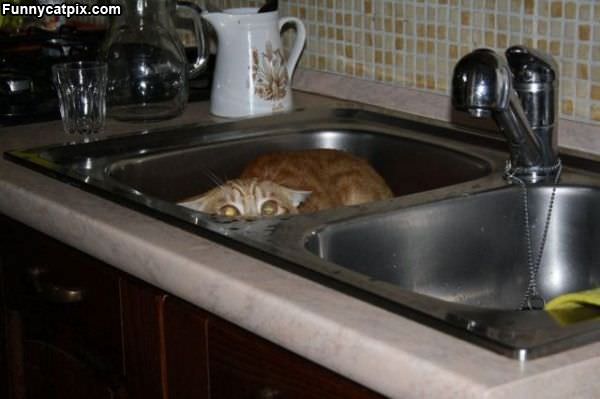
[2,91,600,398]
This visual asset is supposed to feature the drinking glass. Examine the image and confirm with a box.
[52,62,108,136]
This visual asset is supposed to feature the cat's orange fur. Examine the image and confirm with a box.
[240,149,393,213]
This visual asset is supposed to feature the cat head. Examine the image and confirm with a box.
[179,178,312,218]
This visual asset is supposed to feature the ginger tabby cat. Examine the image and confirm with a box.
[179,149,393,218]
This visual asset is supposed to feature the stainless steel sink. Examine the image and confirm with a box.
[8,107,600,359]
[306,185,600,311]
[107,129,490,202]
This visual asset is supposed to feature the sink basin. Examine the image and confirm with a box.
[306,185,600,311]
[298,182,600,359]
[9,107,600,359]
[107,129,490,203]
[24,108,496,206]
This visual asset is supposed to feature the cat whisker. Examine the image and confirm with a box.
[201,168,224,187]
[210,170,225,186]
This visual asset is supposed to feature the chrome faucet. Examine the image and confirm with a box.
[452,46,560,183]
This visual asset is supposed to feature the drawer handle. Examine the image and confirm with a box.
[256,387,282,399]
[27,267,85,304]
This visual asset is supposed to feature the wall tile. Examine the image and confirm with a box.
[210,0,600,126]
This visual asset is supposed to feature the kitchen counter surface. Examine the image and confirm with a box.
[2,92,600,399]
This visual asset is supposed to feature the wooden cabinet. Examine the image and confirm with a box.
[120,278,166,399]
[160,296,383,399]
[1,216,384,399]
[208,316,383,399]
[0,217,125,399]
[163,297,210,399]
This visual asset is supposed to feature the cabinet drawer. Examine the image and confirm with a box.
[208,318,384,399]
[1,219,124,377]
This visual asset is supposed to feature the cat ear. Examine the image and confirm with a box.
[286,189,312,207]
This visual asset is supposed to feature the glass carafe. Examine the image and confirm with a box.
[101,0,208,121]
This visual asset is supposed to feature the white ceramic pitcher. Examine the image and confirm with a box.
[202,8,306,118]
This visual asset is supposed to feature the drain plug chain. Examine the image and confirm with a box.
[504,161,562,311]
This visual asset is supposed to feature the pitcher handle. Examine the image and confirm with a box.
[278,17,306,80]
[177,1,210,78]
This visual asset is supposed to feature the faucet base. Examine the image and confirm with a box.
[504,158,563,185]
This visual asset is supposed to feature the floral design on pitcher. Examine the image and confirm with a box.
[252,41,288,102]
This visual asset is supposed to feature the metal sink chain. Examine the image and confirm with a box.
[504,160,563,311]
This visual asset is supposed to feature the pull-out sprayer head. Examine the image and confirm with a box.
[452,49,512,117]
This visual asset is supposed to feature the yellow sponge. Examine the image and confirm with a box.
[545,288,600,326]
[545,288,600,310]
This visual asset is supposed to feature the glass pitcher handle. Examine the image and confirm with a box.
[177,1,210,78]
[278,17,306,80]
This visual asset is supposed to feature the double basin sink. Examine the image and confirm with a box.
[8,107,600,359]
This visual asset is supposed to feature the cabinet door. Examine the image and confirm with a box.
[163,297,210,399]
[208,318,385,399]
[120,278,167,399]
[19,338,121,399]
[0,217,125,399]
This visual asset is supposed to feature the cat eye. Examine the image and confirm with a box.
[261,200,279,216]
[219,205,240,218]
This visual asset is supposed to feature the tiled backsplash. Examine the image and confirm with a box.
[210,0,600,126]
